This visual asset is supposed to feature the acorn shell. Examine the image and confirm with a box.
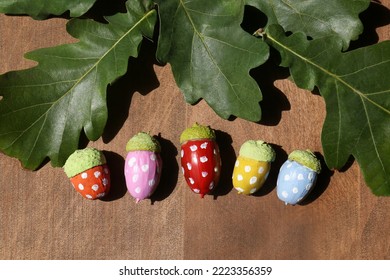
[232,156,271,195]
[70,164,110,199]
[124,150,162,202]
[276,160,318,205]
[180,139,221,197]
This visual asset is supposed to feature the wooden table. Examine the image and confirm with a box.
[1,1,390,260]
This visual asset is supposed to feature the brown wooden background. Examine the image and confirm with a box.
[1,1,390,260]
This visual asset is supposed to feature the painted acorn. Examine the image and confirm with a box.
[124,132,162,203]
[276,149,321,205]
[232,140,275,195]
[180,123,221,198]
[63,147,110,200]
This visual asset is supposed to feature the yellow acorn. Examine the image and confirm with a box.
[232,140,276,195]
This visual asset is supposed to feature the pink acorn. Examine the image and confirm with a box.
[124,132,162,203]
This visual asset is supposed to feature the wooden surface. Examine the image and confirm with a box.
[1,2,390,260]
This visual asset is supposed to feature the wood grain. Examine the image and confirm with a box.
[1,1,390,260]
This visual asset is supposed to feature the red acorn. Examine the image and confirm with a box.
[180,123,221,198]
[63,147,110,200]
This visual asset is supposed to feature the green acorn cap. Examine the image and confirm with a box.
[239,140,276,162]
[180,123,216,144]
[289,149,321,173]
[63,147,106,178]
[126,132,161,153]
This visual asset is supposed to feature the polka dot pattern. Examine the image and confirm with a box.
[70,164,110,200]
[180,139,221,197]
[232,156,271,195]
[200,156,208,163]
[124,151,162,202]
[276,160,318,205]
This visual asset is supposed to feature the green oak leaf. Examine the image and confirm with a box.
[0,0,157,169]
[0,0,97,19]
[247,0,370,50]
[155,0,269,121]
[265,25,390,195]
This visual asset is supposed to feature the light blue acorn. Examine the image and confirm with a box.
[276,150,321,205]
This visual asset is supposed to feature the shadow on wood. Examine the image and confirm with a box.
[100,150,127,201]
[103,38,161,143]
[212,130,235,198]
[253,144,288,197]
[150,135,179,203]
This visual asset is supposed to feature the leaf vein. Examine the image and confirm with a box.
[267,33,390,115]
[179,0,246,106]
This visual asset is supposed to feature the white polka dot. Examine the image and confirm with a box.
[193,188,200,193]
[92,184,99,192]
[86,194,93,199]
[189,178,195,184]
[181,149,184,158]
[297,197,303,202]
[94,171,101,178]
[200,156,208,163]
[97,193,105,198]
[141,164,149,172]
[132,174,139,183]
[190,145,198,152]
[287,163,293,168]
[200,142,208,149]
[237,174,243,181]
[150,154,156,161]
[81,172,88,179]
[187,163,192,170]
[135,187,141,194]
[244,165,251,172]
[235,160,240,167]
[284,174,290,181]
[78,183,84,191]
[214,149,217,155]
[249,176,257,185]
[250,188,257,194]
[306,184,312,191]
[202,172,208,178]
[258,167,264,174]
[308,172,314,180]
[282,191,289,198]
[148,179,155,187]
[102,178,108,186]
[128,157,136,167]
[292,187,299,194]
[181,167,185,174]
[209,182,214,190]
[297,174,304,180]
[214,167,219,173]
[235,187,244,193]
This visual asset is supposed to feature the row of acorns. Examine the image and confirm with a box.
[63,123,321,205]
